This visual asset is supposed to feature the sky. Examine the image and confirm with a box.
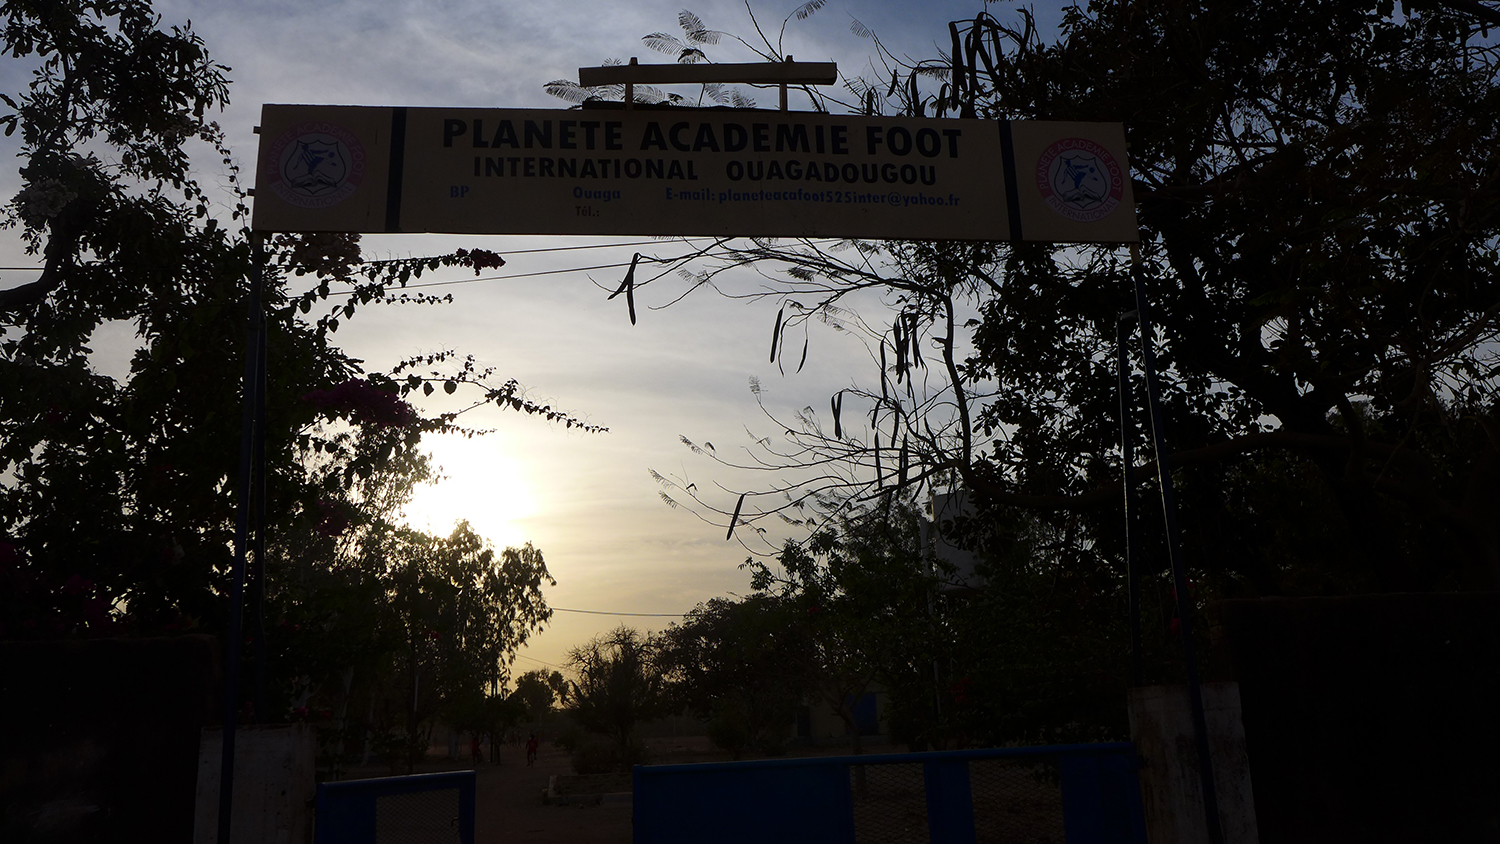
[0,0,1063,676]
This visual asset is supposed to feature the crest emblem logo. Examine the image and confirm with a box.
[267,122,366,209]
[284,137,348,196]
[1035,137,1124,223]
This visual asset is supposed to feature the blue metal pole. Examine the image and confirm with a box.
[1118,312,1143,689]
[252,306,268,723]
[218,231,265,841]
[1129,245,1224,844]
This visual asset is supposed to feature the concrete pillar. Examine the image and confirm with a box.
[193,724,316,844]
[1128,683,1259,844]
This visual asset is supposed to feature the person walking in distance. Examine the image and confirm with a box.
[525,733,539,767]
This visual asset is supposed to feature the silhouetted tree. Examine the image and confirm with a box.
[633,0,1500,599]
[657,595,806,758]
[512,668,568,723]
[566,626,667,764]
[0,4,596,762]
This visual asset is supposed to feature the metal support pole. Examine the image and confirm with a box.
[251,299,269,723]
[1128,245,1224,844]
[780,55,792,111]
[1117,312,1143,689]
[218,231,266,841]
[625,57,637,110]
[922,502,943,746]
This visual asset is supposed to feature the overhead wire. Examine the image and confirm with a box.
[333,237,847,294]
[513,653,569,670]
[549,606,685,617]
[3,237,855,295]
[366,260,642,291]
[364,238,698,259]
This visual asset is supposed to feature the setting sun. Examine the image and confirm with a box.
[402,433,535,550]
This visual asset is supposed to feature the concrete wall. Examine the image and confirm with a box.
[194,724,315,844]
[1128,683,1259,844]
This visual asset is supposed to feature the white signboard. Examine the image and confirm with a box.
[252,105,1136,243]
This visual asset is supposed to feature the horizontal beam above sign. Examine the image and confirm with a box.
[578,61,838,87]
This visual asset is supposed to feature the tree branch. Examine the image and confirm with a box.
[963,430,1400,511]
[1430,0,1500,27]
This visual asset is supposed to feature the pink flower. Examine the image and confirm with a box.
[315,499,352,537]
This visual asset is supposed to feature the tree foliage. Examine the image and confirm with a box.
[389,525,553,709]
[586,0,1500,743]
[750,498,946,751]
[950,0,1500,595]
[512,667,569,723]
[653,499,964,751]
[0,1,593,762]
[565,625,667,765]
[630,0,1500,596]
[657,594,805,758]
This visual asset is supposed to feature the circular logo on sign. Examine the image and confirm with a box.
[267,122,366,209]
[1035,137,1123,223]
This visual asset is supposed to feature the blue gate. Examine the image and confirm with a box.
[314,770,476,844]
[634,742,1145,844]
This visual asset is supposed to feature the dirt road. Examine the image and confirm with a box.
[474,742,631,844]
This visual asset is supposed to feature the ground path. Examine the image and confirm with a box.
[474,741,630,844]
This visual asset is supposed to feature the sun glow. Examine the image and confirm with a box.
[402,434,536,550]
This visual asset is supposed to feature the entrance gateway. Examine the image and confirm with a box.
[224,58,1229,844]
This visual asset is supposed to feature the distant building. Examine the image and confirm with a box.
[921,490,987,593]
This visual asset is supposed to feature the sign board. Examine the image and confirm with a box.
[252,105,1136,243]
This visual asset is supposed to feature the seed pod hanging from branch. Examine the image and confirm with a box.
[608,253,641,324]
[725,492,747,541]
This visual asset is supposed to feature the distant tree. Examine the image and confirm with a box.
[512,668,567,723]
[545,668,571,707]
[347,524,547,767]
[749,498,949,753]
[940,508,1136,746]
[657,595,806,758]
[270,519,553,768]
[446,687,525,764]
[565,626,667,765]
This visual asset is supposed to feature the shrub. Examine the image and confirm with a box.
[569,732,648,774]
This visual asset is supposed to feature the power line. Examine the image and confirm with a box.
[375,259,641,291]
[6,237,851,293]
[549,606,685,617]
[0,241,682,282]
[331,252,706,293]
[336,237,848,293]
[369,238,701,260]
[513,653,569,670]
[0,240,694,275]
